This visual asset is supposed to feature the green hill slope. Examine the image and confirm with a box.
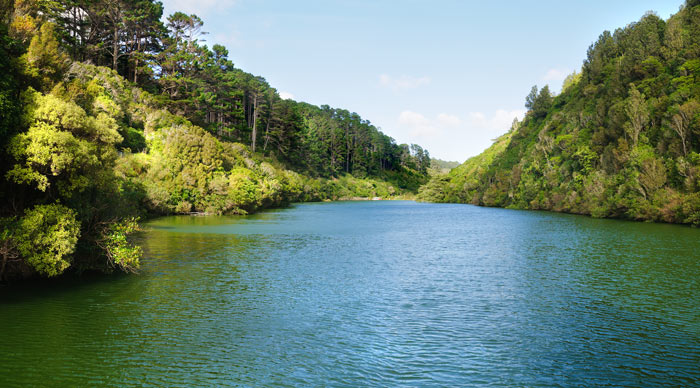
[419,1,700,226]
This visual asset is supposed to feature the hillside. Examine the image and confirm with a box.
[429,158,462,174]
[0,1,430,280]
[419,1,700,226]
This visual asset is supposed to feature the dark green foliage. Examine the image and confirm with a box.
[419,4,700,226]
[0,24,22,144]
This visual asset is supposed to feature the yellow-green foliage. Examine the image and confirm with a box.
[15,204,80,277]
[2,66,143,278]
[23,23,69,91]
[100,218,142,273]
[418,131,513,203]
[56,63,409,216]
[7,88,120,197]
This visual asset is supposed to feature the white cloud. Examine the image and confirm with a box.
[391,108,528,161]
[542,68,570,82]
[468,112,486,122]
[398,109,524,140]
[398,111,439,137]
[279,91,295,100]
[468,109,526,132]
[164,0,238,15]
[437,113,461,127]
[379,74,431,92]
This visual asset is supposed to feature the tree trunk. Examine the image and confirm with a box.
[251,95,258,153]
[133,33,140,83]
[113,24,119,71]
[263,100,273,151]
[0,254,6,281]
[346,125,350,173]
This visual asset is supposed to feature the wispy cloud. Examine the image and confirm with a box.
[279,91,295,100]
[437,113,461,127]
[392,108,527,161]
[542,68,571,82]
[398,111,438,136]
[398,109,524,140]
[468,109,526,132]
[379,74,431,92]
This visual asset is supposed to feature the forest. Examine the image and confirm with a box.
[419,0,700,226]
[0,0,431,279]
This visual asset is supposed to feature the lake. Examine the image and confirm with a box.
[0,201,698,387]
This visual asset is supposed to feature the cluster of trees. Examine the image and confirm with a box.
[420,0,700,226]
[0,0,430,280]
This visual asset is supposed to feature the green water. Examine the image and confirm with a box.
[1,201,699,387]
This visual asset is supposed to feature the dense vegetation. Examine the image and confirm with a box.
[419,1,700,226]
[0,0,430,280]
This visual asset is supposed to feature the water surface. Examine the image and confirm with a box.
[1,201,699,386]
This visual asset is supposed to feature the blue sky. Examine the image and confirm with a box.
[161,0,682,161]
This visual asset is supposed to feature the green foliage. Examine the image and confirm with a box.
[0,23,23,145]
[100,218,142,273]
[15,204,80,277]
[7,121,95,193]
[420,5,700,226]
[23,23,69,91]
[562,72,582,93]
[525,85,554,119]
[6,89,123,196]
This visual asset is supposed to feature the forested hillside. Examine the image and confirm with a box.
[0,0,430,280]
[419,0,700,226]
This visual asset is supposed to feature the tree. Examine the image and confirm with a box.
[525,85,538,111]
[671,101,700,156]
[24,22,70,91]
[525,85,553,119]
[6,90,121,197]
[562,71,581,92]
[121,0,165,83]
[624,87,649,146]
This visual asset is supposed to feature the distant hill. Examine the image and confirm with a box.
[419,0,700,226]
[430,159,461,174]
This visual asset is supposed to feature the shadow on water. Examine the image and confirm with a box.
[0,271,132,304]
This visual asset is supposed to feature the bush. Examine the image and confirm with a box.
[15,204,80,277]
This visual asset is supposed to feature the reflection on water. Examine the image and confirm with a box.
[1,201,699,387]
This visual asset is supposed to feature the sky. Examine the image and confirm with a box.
[161,0,682,162]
